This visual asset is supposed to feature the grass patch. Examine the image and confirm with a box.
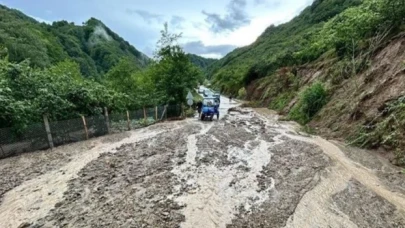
[301,125,316,134]
[288,82,328,125]
[348,97,405,165]
[238,87,247,99]
[269,91,295,111]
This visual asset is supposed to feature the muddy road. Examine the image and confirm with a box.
[0,105,405,227]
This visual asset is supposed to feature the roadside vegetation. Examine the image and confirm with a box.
[210,0,404,96]
[288,82,328,125]
[0,22,202,132]
[350,96,405,165]
[206,0,405,164]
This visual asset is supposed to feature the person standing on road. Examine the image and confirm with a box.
[196,100,203,117]
[229,95,233,103]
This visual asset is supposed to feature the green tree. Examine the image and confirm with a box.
[150,23,203,104]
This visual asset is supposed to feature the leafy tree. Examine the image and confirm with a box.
[149,23,203,104]
[208,0,394,94]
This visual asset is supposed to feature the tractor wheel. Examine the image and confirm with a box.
[210,116,213,121]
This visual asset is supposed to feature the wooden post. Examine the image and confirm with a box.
[155,106,158,121]
[43,114,54,149]
[126,110,131,130]
[81,115,89,140]
[104,107,110,134]
[143,107,147,121]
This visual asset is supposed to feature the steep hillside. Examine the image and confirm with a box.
[0,5,201,130]
[209,0,363,94]
[187,54,217,77]
[215,0,405,164]
[0,5,149,78]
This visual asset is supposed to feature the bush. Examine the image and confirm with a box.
[269,92,295,111]
[185,108,196,118]
[288,82,328,124]
[238,87,247,99]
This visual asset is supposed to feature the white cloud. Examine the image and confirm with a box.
[187,0,311,47]
[76,0,313,57]
[30,15,52,24]
[5,0,314,58]
[171,0,312,57]
[199,53,223,59]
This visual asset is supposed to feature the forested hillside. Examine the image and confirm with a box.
[209,0,364,94]
[0,5,202,131]
[187,54,217,77]
[212,0,405,164]
[0,5,149,78]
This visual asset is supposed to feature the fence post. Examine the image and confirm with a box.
[81,115,89,140]
[155,106,158,121]
[104,107,110,134]
[126,110,131,130]
[43,114,54,149]
[0,144,5,157]
[165,105,168,120]
[143,107,147,121]
[160,105,167,121]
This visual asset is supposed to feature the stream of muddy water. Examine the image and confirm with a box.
[0,106,404,227]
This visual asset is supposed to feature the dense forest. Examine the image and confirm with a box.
[187,54,217,77]
[210,0,405,164]
[0,4,203,131]
[0,5,149,78]
[209,0,403,95]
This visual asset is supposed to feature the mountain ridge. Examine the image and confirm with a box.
[0,4,149,78]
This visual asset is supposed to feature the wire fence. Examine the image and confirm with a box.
[0,104,182,159]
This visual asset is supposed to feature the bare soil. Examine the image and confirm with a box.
[0,107,405,228]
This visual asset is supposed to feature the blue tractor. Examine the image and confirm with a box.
[201,97,220,121]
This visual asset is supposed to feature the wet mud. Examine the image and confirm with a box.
[0,107,405,228]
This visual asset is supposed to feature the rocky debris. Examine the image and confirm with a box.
[333,179,405,227]
[0,132,132,205]
[2,108,405,228]
[227,140,330,227]
[17,222,31,228]
[34,124,198,228]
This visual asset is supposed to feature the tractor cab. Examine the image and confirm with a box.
[201,97,220,121]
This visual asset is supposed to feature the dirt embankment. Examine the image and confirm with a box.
[310,36,405,140]
[246,35,405,162]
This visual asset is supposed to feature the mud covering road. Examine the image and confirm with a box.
[0,105,405,227]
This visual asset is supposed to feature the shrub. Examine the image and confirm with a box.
[269,92,295,111]
[238,87,247,99]
[185,108,196,118]
[289,82,328,124]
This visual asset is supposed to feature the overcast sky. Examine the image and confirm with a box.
[1,0,313,58]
